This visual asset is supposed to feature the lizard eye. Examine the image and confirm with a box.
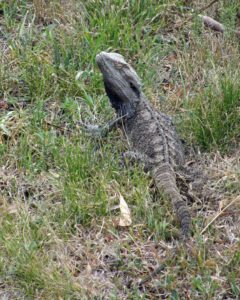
[115,62,125,69]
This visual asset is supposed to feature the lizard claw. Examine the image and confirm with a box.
[77,120,103,138]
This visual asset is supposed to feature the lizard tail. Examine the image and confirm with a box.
[174,199,191,237]
[153,164,191,237]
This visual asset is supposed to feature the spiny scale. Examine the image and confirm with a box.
[96,51,191,238]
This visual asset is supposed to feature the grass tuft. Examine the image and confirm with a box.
[184,78,240,151]
[0,0,239,298]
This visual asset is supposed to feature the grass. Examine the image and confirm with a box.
[0,0,239,298]
[183,78,240,151]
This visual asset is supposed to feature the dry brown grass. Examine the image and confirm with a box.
[0,0,239,298]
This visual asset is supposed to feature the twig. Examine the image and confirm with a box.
[201,15,224,32]
[44,120,72,132]
[175,0,220,31]
[196,0,220,14]
[200,15,240,38]
[138,264,166,286]
[201,196,240,234]
[147,11,163,26]
[136,247,181,287]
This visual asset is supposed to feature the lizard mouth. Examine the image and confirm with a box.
[96,51,126,71]
[96,52,104,65]
[96,52,106,73]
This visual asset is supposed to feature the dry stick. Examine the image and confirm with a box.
[196,0,220,14]
[44,120,72,132]
[180,14,240,39]
[200,15,240,37]
[201,15,224,32]
[195,0,240,38]
[175,0,220,29]
[125,256,169,288]
[138,263,166,286]
[137,249,180,287]
[201,196,240,235]
[150,0,219,25]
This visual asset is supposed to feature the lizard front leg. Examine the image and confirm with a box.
[122,151,153,171]
[79,115,125,138]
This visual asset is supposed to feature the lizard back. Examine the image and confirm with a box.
[96,51,191,238]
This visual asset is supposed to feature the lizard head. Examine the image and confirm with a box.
[96,51,142,117]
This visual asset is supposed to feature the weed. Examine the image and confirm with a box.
[0,0,239,298]
[184,78,240,151]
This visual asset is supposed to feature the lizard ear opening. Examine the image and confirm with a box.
[129,81,140,97]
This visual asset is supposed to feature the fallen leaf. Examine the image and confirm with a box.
[118,194,132,227]
[75,70,84,81]
[7,204,19,214]
[205,259,217,270]
[86,263,92,274]
[0,100,8,110]
[49,169,60,178]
